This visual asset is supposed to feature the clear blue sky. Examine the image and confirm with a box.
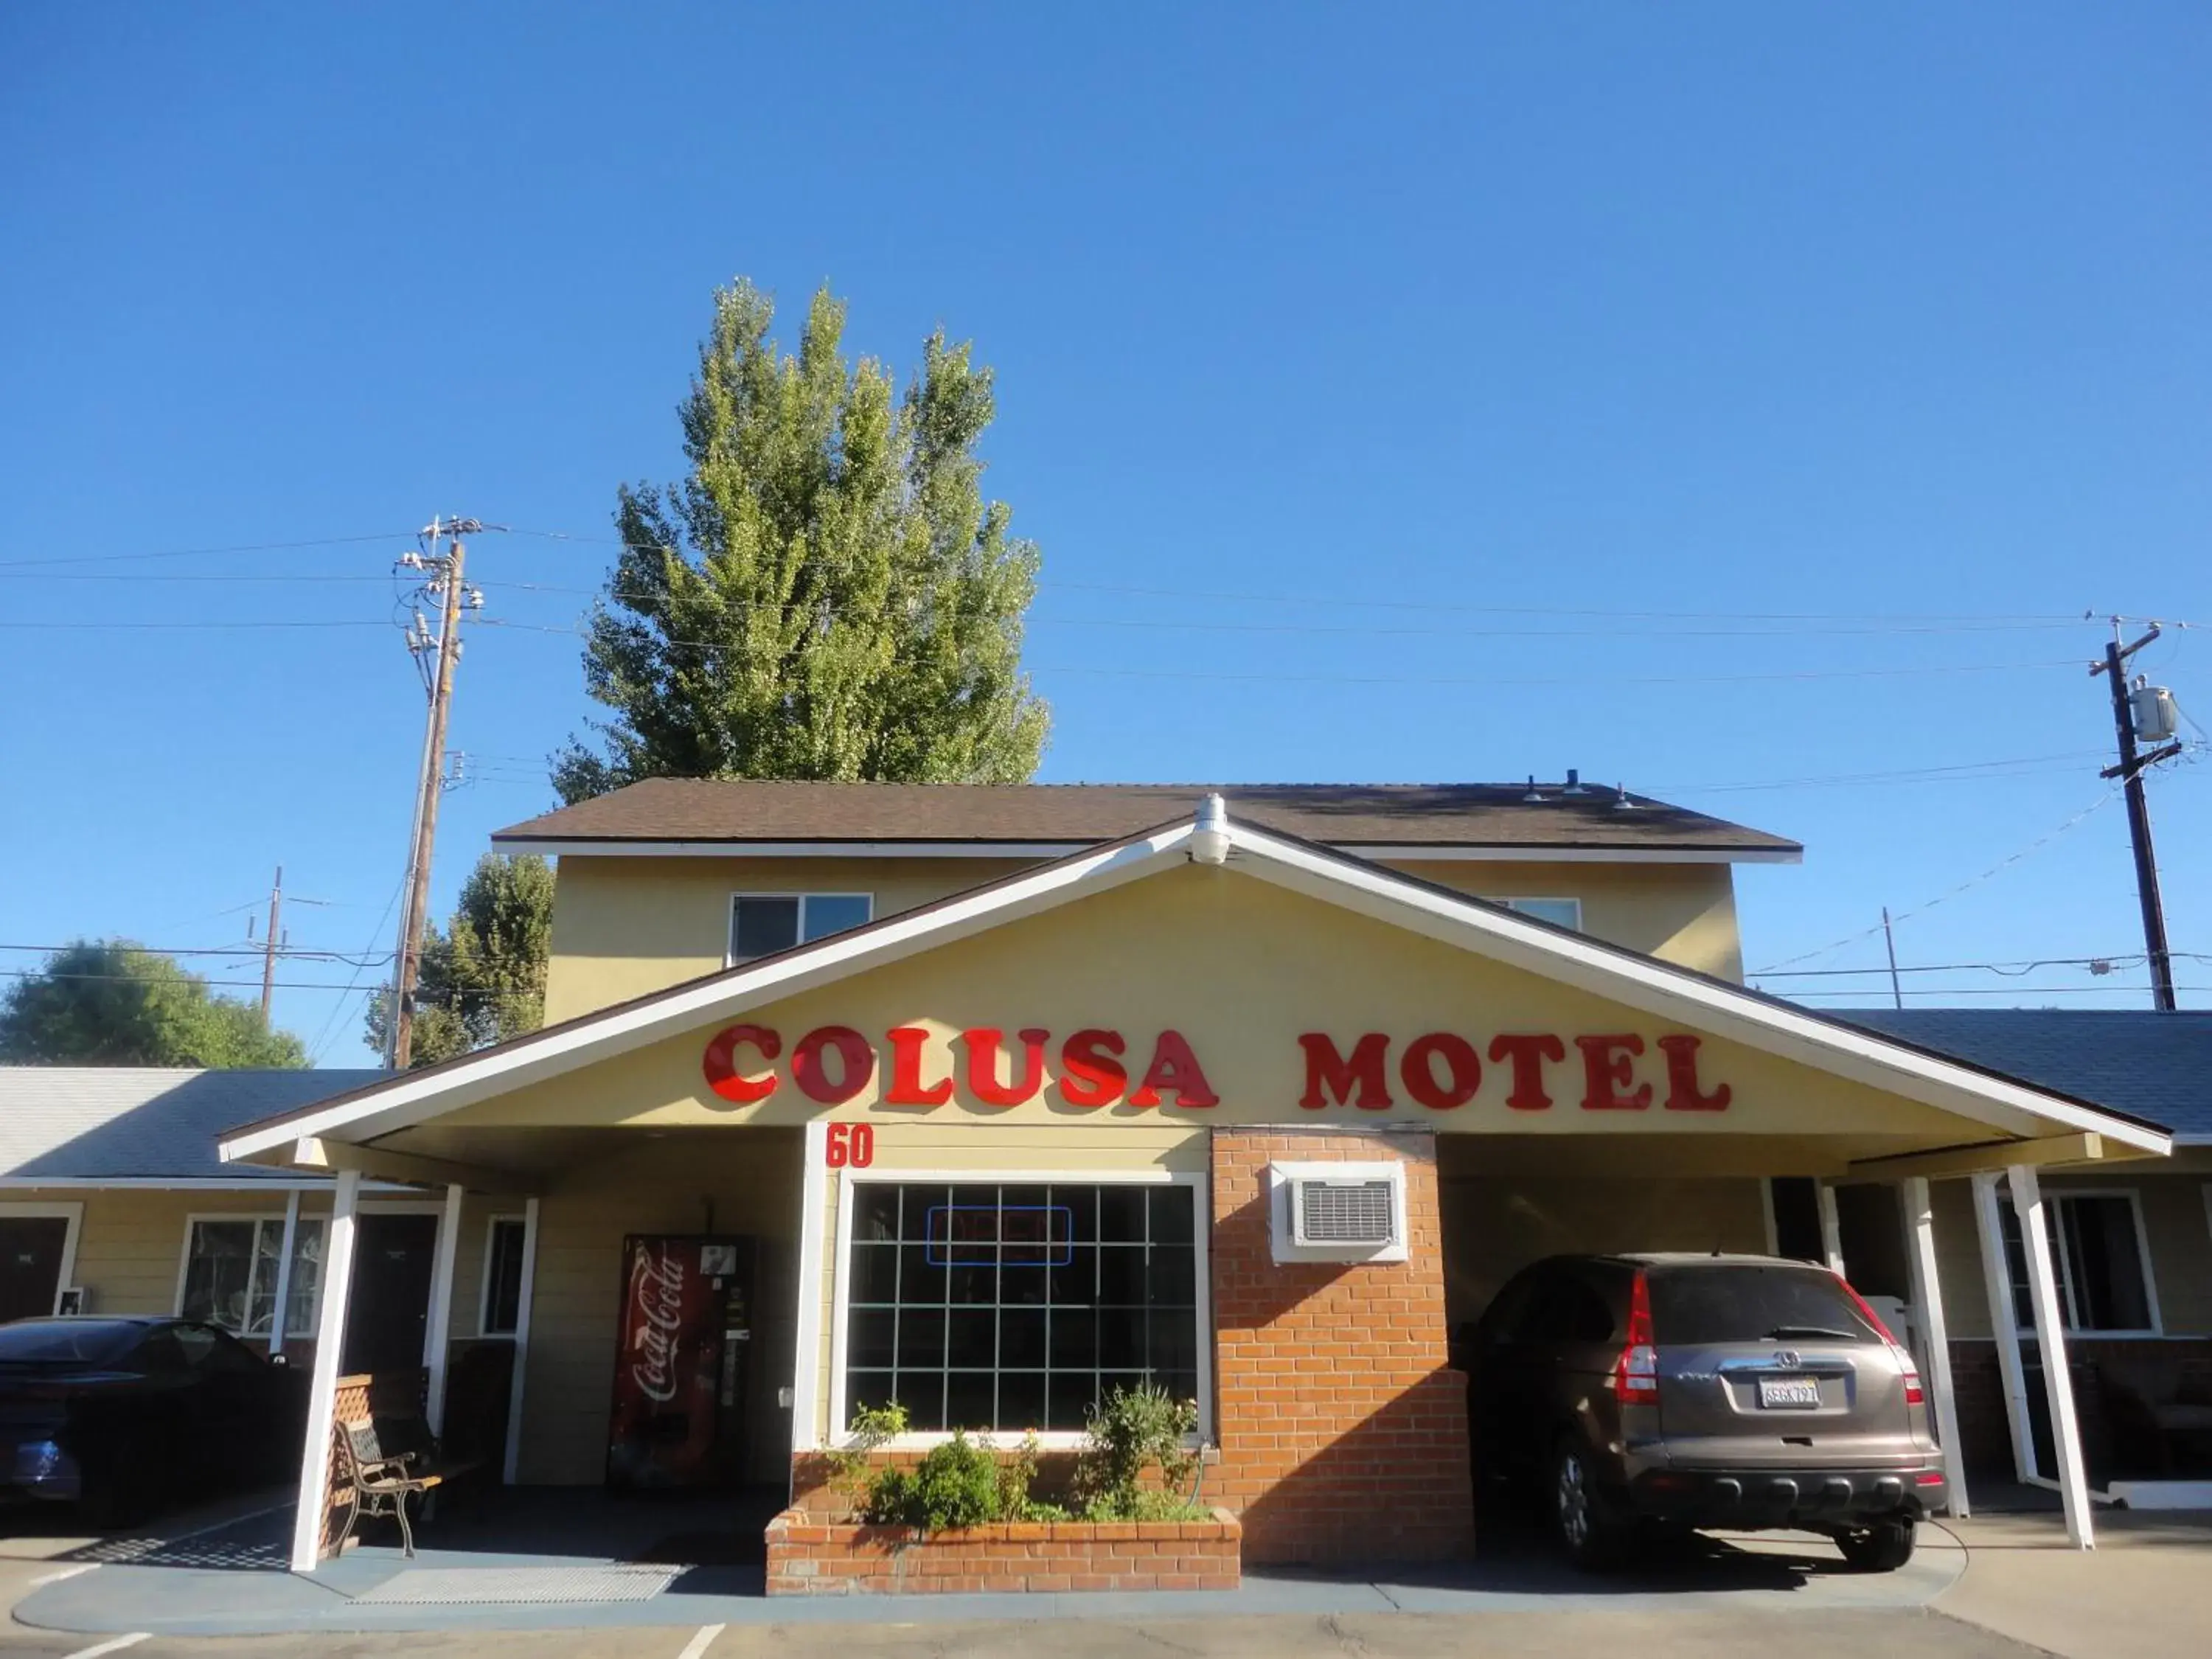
[3,3,2208,1064]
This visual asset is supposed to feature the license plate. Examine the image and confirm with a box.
[1758,1377,1822,1409]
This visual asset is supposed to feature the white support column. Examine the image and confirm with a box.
[1818,1180,1847,1276]
[2010,1166,2094,1549]
[1972,1172,2037,1482]
[1901,1177,1969,1517]
[500,1195,540,1486]
[289,1168,361,1573]
[1759,1178,1781,1256]
[422,1183,464,1437]
[268,1189,302,1360]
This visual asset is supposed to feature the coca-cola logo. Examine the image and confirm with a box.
[627,1245,686,1405]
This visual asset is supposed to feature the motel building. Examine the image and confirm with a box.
[31,780,2207,1585]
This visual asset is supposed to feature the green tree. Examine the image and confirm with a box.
[552,279,1049,803]
[0,941,307,1067]
[365,854,554,1069]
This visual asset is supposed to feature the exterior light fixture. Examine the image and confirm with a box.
[1190,793,1231,865]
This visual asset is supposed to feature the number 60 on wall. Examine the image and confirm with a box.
[823,1121,875,1168]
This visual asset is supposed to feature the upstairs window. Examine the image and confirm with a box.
[729,894,874,963]
[1495,897,1583,931]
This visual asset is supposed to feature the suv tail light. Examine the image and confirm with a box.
[1836,1272,1925,1405]
[1612,1268,1659,1405]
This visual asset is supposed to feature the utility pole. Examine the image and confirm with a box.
[260,865,284,1018]
[1881,907,1903,1010]
[2092,621,2185,1011]
[386,518,487,1068]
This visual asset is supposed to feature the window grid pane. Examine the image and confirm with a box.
[846,1181,1197,1433]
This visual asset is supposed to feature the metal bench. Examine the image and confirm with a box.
[332,1402,482,1557]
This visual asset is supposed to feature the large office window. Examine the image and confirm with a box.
[178,1217,326,1341]
[729,894,874,963]
[844,1181,1199,1433]
[2000,1191,2157,1334]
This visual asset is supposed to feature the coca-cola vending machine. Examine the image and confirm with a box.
[606,1234,756,1489]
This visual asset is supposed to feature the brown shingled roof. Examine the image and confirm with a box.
[492,778,1798,856]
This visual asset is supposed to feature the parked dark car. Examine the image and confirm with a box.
[1465,1253,1947,1571]
[0,1316,303,1525]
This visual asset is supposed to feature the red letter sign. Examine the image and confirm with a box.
[792,1026,875,1105]
[1127,1030,1219,1109]
[1298,1032,1393,1110]
[1576,1034,1653,1110]
[1056,1029,1127,1108]
[885,1026,954,1106]
[1486,1034,1565,1110]
[1658,1033,1731,1111]
[702,1023,781,1102]
[1401,1032,1481,1110]
[961,1027,1050,1106]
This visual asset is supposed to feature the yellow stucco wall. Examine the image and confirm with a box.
[1439,1175,1772,1332]
[448,862,1984,1156]
[540,852,1747,1024]
[513,1133,804,1486]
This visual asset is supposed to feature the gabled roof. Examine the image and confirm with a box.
[221,804,2165,1167]
[492,778,1801,863]
[1841,1009,2212,1145]
[0,1068,383,1183]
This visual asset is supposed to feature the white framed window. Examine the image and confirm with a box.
[1492,897,1583,931]
[1268,1161,1408,1264]
[175,1214,327,1341]
[480,1214,528,1336]
[2000,1188,2162,1336]
[728,892,874,964]
[830,1169,1211,1448]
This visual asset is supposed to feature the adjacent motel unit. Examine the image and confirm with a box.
[172,779,2193,1569]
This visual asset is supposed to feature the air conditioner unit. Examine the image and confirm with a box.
[1291,1176,1399,1249]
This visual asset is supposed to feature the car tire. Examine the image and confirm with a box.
[1551,1439,1629,1570]
[1835,1517,1916,1572]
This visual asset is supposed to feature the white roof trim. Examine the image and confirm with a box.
[220,823,1197,1161]
[495,836,1796,866]
[223,810,2165,1164]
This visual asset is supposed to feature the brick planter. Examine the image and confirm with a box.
[765,1507,1242,1596]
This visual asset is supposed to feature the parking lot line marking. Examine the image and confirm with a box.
[63,1634,150,1659]
[28,1563,98,1586]
[675,1624,726,1659]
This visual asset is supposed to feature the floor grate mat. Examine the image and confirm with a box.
[352,1564,686,1604]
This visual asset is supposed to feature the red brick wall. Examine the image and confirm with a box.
[1208,1127,1475,1564]
[765,1508,1240,1595]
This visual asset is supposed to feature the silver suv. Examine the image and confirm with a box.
[1466,1253,1947,1571]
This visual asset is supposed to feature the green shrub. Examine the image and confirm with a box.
[827,1401,907,1516]
[908,1430,1001,1528]
[1073,1382,1206,1522]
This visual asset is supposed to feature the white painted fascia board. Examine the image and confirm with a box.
[495,837,1799,866]
[1340,844,1801,866]
[1222,829,2172,1157]
[492,838,1099,860]
[0,1176,411,1192]
[219,824,1197,1161]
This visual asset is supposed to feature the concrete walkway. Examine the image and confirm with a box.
[1931,1507,2212,1659]
[8,1505,1966,1638]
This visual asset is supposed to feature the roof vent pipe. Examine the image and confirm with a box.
[1190,793,1231,865]
[1564,768,1590,796]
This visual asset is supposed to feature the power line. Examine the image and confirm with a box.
[0,942,395,965]
[1750,790,2124,975]
[0,533,418,571]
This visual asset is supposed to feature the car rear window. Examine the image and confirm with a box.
[0,1321,140,1365]
[1646,1265,1881,1346]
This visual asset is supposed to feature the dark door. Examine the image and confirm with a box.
[0,1217,69,1323]
[344,1214,439,1374]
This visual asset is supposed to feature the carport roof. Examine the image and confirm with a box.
[1840,1009,2212,1144]
[0,1067,383,1183]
